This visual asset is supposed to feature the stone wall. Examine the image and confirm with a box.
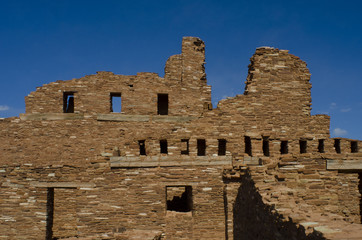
[1,37,361,239]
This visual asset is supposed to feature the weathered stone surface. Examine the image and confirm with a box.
[0,37,361,240]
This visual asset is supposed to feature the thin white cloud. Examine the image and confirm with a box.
[329,102,337,109]
[333,128,348,136]
[0,105,9,111]
[340,108,351,113]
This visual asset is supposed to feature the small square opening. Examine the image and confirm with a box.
[244,136,252,156]
[160,140,168,154]
[181,139,189,155]
[63,92,75,113]
[280,141,288,154]
[299,140,307,154]
[351,141,358,153]
[110,93,122,113]
[218,139,226,156]
[197,139,206,156]
[138,140,146,156]
[263,137,270,156]
[318,139,325,153]
[334,139,341,154]
[166,186,192,212]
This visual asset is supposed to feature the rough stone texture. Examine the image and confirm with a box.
[0,37,361,239]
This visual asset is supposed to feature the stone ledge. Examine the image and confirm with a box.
[326,159,362,170]
[20,113,84,121]
[110,155,232,168]
[97,114,196,122]
[30,181,95,188]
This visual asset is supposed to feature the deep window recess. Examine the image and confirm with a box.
[160,140,168,154]
[351,141,358,153]
[157,94,168,115]
[46,187,54,240]
[197,139,206,156]
[166,186,192,212]
[299,140,307,154]
[244,136,252,156]
[138,140,146,155]
[63,92,75,113]
[263,137,270,156]
[318,139,325,153]
[334,139,341,154]
[110,93,122,113]
[181,139,189,155]
[218,139,226,156]
[280,141,288,154]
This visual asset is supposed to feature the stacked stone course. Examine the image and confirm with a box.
[1,37,361,239]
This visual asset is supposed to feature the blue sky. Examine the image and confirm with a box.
[0,0,361,139]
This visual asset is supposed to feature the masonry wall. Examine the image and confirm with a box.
[1,37,362,239]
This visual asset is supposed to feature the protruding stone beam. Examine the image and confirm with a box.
[326,159,362,171]
[97,114,197,122]
[30,181,95,188]
[110,155,232,168]
[20,113,84,121]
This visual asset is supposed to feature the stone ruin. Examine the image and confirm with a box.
[0,37,361,240]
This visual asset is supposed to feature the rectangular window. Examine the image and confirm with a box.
[157,94,168,115]
[299,140,307,154]
[218,139,227,156]
[263,137,270,156]
[110,93,122,113]
[318,139,325,153]
[244,136,252,156]
[181,139,189,155]
[280,141,288,154]
[63,92,75,113]
[197,139,206,156]
[166,186,192,212]
[160,140,168,154]
[334,139,341,154]
[138,140,146,156]
[351,141,358,153]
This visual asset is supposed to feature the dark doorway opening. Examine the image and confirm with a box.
[166,186,192,212]
[263,137,270,156]
[197,139,206,156]
[218,139,226,156]
[245,136,252,156]
[46,188,54,240]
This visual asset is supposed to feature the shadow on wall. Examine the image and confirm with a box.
[232,171,326,240]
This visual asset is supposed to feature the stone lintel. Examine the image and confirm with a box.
[110,156,232,168]
[326,159,362,171]
[20,113,84,121]
[97,114,196,122]
[30,181,95,188]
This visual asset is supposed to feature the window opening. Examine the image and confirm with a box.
[63,92,75,113]
[46,187,54,240]
[138,140,146,156]
[263,137,270,156]
[351,141,358,153]
[110,93,122,113]
[218,139,226,156]
[334,139,341,153]
[244,136,252,156]
[299,140,307,154]
[280,141,288,154]
[157,94,168,115]
[197,139,206,156]
[166,186,192,212]
[318,139,325,153]
[160,140,168,154]
[181,139,189,155]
